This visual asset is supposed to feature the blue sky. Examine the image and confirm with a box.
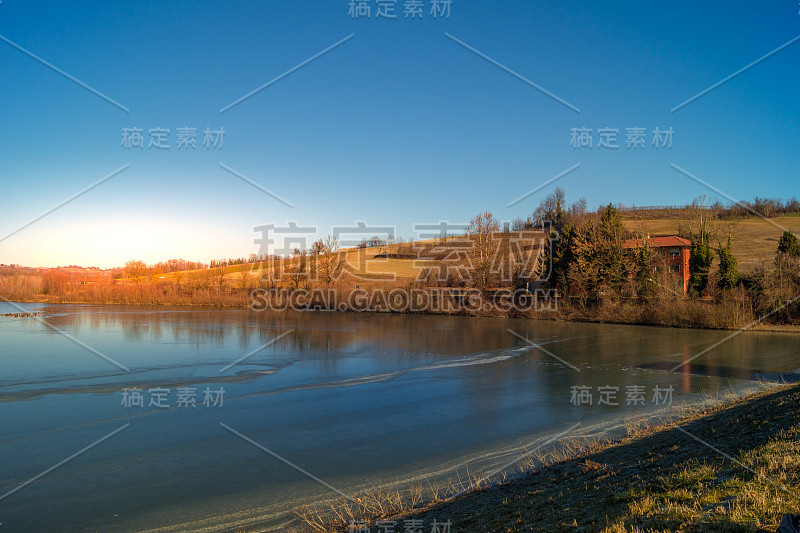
[1,0,798,267]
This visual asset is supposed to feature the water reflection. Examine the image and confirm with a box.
[0,304,798,532]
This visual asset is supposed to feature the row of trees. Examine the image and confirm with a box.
[512,187,590,231]
[522,190,799,324]
[544,203,641,302]
[122,259,207,280]
[725,197,800,219]
[617,196,800,219]
[684,215,740,296]
[522,190,746,303]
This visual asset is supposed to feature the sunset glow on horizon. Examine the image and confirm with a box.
[2,1,798,268]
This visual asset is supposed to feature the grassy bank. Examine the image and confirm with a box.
[300,383,800,533]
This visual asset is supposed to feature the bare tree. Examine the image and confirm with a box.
[568,197,588,219]
[215,262,227,291]
[125,260,147,282]
[285,248,309,290]
[259,257,280,290]
[533,187,567,226]
[238,269,251,291]
[313,235,341,285]
[467,211,500,289]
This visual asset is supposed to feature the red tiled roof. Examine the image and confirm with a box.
[622,236,691,249]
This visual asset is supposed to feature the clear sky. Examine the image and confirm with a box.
[1,0,798,268]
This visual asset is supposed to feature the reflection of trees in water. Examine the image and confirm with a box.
[38,306,787,388]
[43,307,536,356]
[472,322,787,408]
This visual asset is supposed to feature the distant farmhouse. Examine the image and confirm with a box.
[622,236,691,294]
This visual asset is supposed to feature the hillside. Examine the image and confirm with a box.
[154,213,800,285]
[620,214,800,274]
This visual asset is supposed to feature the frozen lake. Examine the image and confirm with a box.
[0,303,796,531]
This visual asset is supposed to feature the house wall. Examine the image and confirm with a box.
[680,248,690,294]
[653,246,690,294]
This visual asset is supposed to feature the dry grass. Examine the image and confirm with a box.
[297,382,800,532]
[293,476,468,532]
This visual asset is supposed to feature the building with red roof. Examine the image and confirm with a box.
[622,235,692,294]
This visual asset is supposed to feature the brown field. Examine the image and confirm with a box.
[159,238,473,289]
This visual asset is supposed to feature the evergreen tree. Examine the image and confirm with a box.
[569,217,603,302]
[543,204,628,302]
[545,223,575,294]
[688,217,714,297]
[598,204,627,290]
[778,231,800,256]
[635,240,656,299]
[716,235,739,290]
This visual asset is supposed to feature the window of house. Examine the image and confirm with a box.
[669,248,680,257]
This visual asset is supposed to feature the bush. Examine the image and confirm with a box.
[778,231,800,256]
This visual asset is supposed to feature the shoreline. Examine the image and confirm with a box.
[310,382,800,532]
[6,297,800,334]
